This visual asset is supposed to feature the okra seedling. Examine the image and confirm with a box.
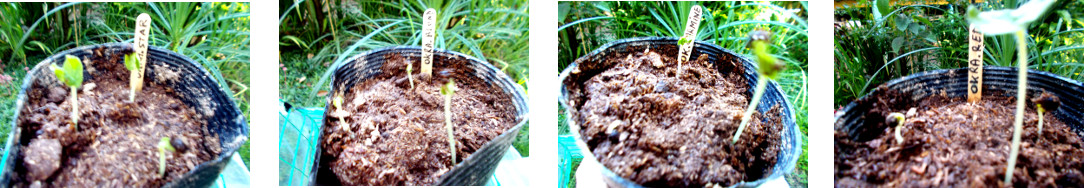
[50,55,84,129]
[1032,93,1060,133]
[333,95,346,123]
[406,61,415,89]
[732,29,785,144]
[886,112,905,144]
[677,37,691,46]
[966,0,1055,184]
[124,53,141,101]
[157,137,176,176]
[440,79,458,165]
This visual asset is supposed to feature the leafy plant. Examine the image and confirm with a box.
[157,137,176,176]
[440,79,458,165]
[967,0,1055,184]
[50,55,84,128]
[733,29,785,144]
[124,53,142,101]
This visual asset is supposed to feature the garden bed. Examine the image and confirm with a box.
[836,87,1084,187]
[565,44,784,187]
[15,46,221,187]
[319,53,517,185]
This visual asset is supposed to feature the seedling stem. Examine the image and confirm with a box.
[965,1,1055,183]
[158,137,176,177]
[888,112,905,144]
[51,55,84,129]
[1037,104,1045,133]
[441,79,458,165]
[1005,30,1028,184]
[732,30,783,144]
[124,53,142,101]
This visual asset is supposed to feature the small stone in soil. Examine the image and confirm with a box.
[47,87,66,104]
[655,80,669,93]
[24,139,61,181]
[171,137,187,153]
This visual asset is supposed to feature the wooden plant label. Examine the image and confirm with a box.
[967,25,984,102]
[132,13,151,93]
[421,8,436,77]
[678,5,702,71]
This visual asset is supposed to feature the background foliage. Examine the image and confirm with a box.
[557,1,809,187]
[0,2,251,167]
[834,0,1084,107]
[277,0,530,157]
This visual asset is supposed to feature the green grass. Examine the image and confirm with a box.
[278,0,530,156]
[0,2,250,168]
[834,0,1084,108]
[558,1,808,187]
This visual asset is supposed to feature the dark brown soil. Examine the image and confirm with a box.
[565,46,784,187]
[836,88,1084,187]
[320,53,517,185]
[15,47,222,187]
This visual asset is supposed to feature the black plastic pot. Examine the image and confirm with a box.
[310,46,529,186]
[558,37,802,187]
[835,66,1084,141]
[3,43,250,187]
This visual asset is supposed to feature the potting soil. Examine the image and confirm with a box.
[568,46,784,187]
[16,46,222,187]
[321,53,517,185]
[836,88,1084,187]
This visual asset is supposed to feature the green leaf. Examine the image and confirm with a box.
[678,37,690,46]
[895,15,911,32]
[913,15,932,27]
[891,37,904,53]
[908,23,923,35]
[159,137,175,152]
[50,64,65,86]
[57,55,83,87]
[967,0,1056,35]
[875,0,891,18]
[124,53,141,71]
[440,79,457,96]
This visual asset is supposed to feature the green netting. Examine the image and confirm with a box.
[278,101,323,186]
[558,135,583,188]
